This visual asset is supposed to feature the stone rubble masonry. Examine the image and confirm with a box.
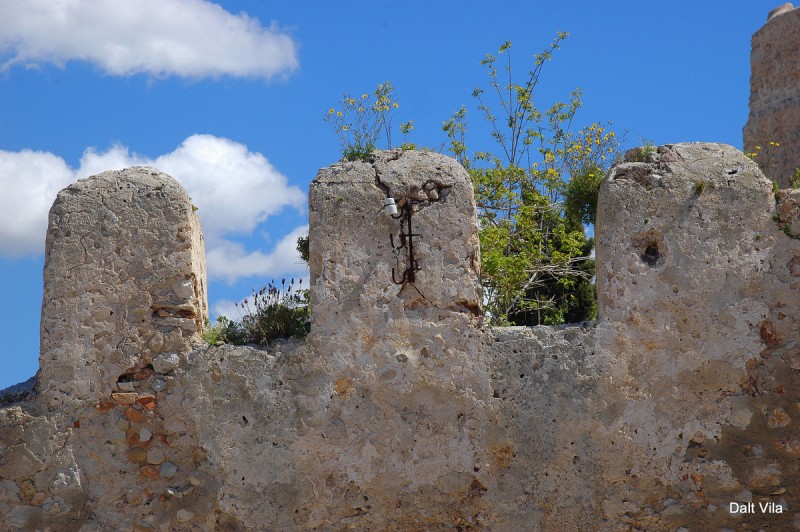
[38,167,207,408]
[744,3,800,186]
[2,145,800,529]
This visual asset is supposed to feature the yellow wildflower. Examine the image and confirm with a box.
[393,102,399,109]
[328,108,334,114]
[342,125,349,131]
[361,94,368,99]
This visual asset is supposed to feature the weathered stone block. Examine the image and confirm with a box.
[744,4,800,186]
[308,149,481,340]
[39,167,207,408]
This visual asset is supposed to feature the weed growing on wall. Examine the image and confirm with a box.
[745,141,800,193]
[324,82,412,161]
[202,316,246,346]
[746,141,781,181]
[239,279,310,343]
[203,279,309,346]
[443,35,623,325]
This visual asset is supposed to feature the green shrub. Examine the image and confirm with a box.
[239,279,310,343]
[202,316,246,346]
[443,36,622,325]
[203,279,310,346]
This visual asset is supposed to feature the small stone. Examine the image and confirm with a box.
[137,395,157,410]
[153,353,180,374]
[117,381,135,392]
[188,475,201,486]
[760,321,779,346]
[125,407,146,424]
[43,497,66,515]
[160,461,178,479]
[175,509,193,523]
[151,379,167,392]
[139,427,152,442]
[167,485,193,499]
[112,392,138,405]
[127,448,147,462]
[127,430,146,448]
[20,480,36,500]
[193,447,207,463]
[750,463,782,488]
[95,400,117,412]
[140,466,160,480]
[768,407,791,428]
[174,279,195,299]
[147,447,165,465]
[115,418,130,430]
[427,189,439,201]
[133,366,155,380]
[731,408,752,429]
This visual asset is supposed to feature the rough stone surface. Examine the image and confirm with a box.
[596,142,800,530]
[744,4,800,186]
[38,167,207,408]
[308,148,482,332]
[3,146,800,529]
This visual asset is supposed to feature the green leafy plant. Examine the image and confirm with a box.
[296,235,309,264]
[324,81,405,161]
[746,141,780,181]
[629,138,656,162]
[400,120,415,150]
[203,279,310,346]
[239,279,310,343]
[443,36,622,325]
[202,316,246,346]
[790,168,800,189]
[694,181,706,195]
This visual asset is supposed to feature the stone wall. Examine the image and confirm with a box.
[2,146,800,530]
[38,167,207,409]
[744,3,800,186]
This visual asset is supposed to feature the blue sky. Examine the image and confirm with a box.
[0,0,783,389]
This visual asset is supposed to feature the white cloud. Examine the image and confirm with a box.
[206,225,309,284]
[76,135,306,240]
[0,0,298,80]
[0,150,75,256]
[0,135,308,285]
